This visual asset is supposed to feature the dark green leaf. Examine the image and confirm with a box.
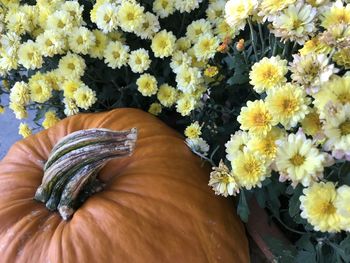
[237,190,250,223]
[263,236,297,263]
[288,185,303,218]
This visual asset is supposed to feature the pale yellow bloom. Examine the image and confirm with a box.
[157,84,178,107]
[68,27,96,55]
[148,103,162,116]
[185,122,202,139]
[104,41,130,69]
[9,81,30,105]
[117,1,145,33]
[42,111,60,129]
[128,49,151,73]
[58,53,86,80]
[18,123,32,138]
[151,30,176,58]
[176,94,196,116]
[153,0,175,18]
[136,74,158,97]
[73,85,97,110]
[18,40,43,70]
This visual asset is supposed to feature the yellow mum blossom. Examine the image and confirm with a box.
[258,0,296,21]
[299,37,332,56]
[46,10,74,33]
[18,123,32,138]
[301,110,322,137]
[29,77,52,103]
[175,0,202,13]
[206,1,225,23]
[90,0,110,23]
[36,30,66,57]
[225,0,258,30]
[225,131,250,162]
[275,132,328,187]
[231,149,270,190]
[214,19,237,41]
[61,1,84,26]
[117,1,145,33]
[185,122,202,139]
[333,48,350,69]
[175,37,191,52]
[148,103,162,116]
[204,66,219,78]
[176,93,196,116]
[128,48,151,73]
[249,56,288,93]
[186,19,212,44]
[151,30,176,58]
[9,81,30,105]
[136,73,158,97]
[95,2,119,33]
[63,98,79,116]
[44,71,61,91]
[176,66,202,93]
[58,53,86,80]
[153,0,175,18]
[170,51,192,74]
[62,79,83,99]
[157,84,178,107]
[335,185,350,231]
[321,0,350,29]
[265,83,310,129]
[42,111,60,129]
[9,102,28,119]
[89,30,109,59]
[73,85,97,110]
[300,182,342,233]
[18,40,43,70]
[5,7,30,36]
[193,34,220,61]
[238,100,275,137]
[135,12,160,40]
[104,41,130,69]
[68,26,96,55]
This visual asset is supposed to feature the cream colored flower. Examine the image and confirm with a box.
[225,131,250,162]
[225,0,258,30]
[104,41,130,69]
[128,49,151,73]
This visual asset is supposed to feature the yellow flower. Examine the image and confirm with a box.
[136,73,158,97]
[68,26,95,55]
[231,149,270,190]
[9,81,30,105]
[44,71,62,91]
[95,2,119,33]
[258,0,296,21]
[18,40,43,70]
[265,83,310,129]
[249,56,288,93]
[9,102,28,119]
[89,29,108,59]
[247,127,283,161]
[61,1,83,26]
[18,123,32,138]
[128,48,151,73]
[209,160,240,197]
[238,100,275,137]
[103,41,130,69]
[151,30,176,58]
[175,0,202,13]
[170,51,192,74]
[193,34,220,61]
[46,10,74,33]
[175,37,191,52]
[185,122,202,139]
[186,19,212,44]
[299,37,332,56]
[135,12,160,40]
[206,1,225,23]
[42,111,60,129]
[175,66,202,93]
[204,66,219,78]
[214,19,237,41]
[176,93,196,116]
[117,1,145,33]
[73,85,97,110]
[225,131,250,162]
[335,185,350,231]
[29,77,52,104]
[148,103,162,116]
[58,53,86,80]
[275,132,327,187]
[63,98,79,116]
[321,0,350,29]
[153,0,175,18]
[300,182,342,233]
[36,30,66,57]
[225,0,258,30]
[90,0,110,23]
[62,79,83,99]
[157,84,178,107]
[301,110,322,137]
[333,48,350,69]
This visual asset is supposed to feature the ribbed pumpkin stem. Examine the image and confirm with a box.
[34,128,137,220]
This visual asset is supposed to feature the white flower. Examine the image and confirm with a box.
[225,0,258,31]
[185,137,210,156]
[95,3,119,33]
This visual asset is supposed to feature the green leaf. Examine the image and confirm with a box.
[227,72,249,85]
[339,162,350,185]
[254,188,266,208]
[295,251,316,263]
[296,233,314,253]
[237,190,250,223]
[288,185,303,218]
[263,236,297,263]
[328,241,350,263]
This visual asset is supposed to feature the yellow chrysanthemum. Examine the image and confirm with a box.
[175,66,202,93]
[151,30,176,58]
[95,2,119,33]
[258,0,296,21]
[148,102,162,116]
[61,1,83,26]
[36,30,66,57]
[193,34,220,61]
[206,1,225,24]
[18,40,43,70]
[63,98,79,116]
[333,48,350,69]
[265,83,310,129]
[104,41,130,69]
[225,0,258,30]
[46,10,74,33]
[214,19,237,41]
[90,0,109,23]
[175,0,202,13]
[247,127,283,161]
[321,0,350,29]
[136,73,158,97]
[249,56,288,93]
[209,160,240,197]
[135,12,160,40]
[186,19,212,44]
[175,37,191,52]
[185,122,202,139]
[231,149,270,190]
[117,1,145,33]
[58,53,86,80]
[9,102,28,120]
[301,109,322,137]
[89,29,108,59]
[238,100,275,137]
[44,70,62,91]
[29,76,52,103]
[300,182,342,233]
[276,131,329,186]
[225,131,250,162]
[176,93,196,116]
[18,123,32,138]
[42,111,60,129]
[335,185,350,231]
[313,76,350,116]
[68,26,96,55]
[157,84,178,107]
[128,49,151,73]
[73,85,97,110]
[153,0,175,18]
[9,81,30,105]
[62,79,83,99]
[299,37,332,56]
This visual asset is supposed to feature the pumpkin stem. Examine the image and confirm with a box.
[34,128,137,220]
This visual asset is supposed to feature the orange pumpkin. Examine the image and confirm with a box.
[0,108,249,262]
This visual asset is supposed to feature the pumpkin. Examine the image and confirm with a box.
[0,108,249,262]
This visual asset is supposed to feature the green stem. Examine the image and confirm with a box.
[258,24,265,58]
[272,36,278,57]
[273,215,306,235]
[248,19,259,62]
[282,40,290,59]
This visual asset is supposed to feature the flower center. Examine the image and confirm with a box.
[77,36,84,45]
[320,201,336,215]
[339,120,350,136]
[290,153,305,166]
[338,92,350,104]
[253,112,269,126]
[67,63,75,70]
[282,98,298,114]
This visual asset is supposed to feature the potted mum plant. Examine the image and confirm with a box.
[1,0,350,261]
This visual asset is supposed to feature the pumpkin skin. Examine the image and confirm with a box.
[0,108,249,263]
